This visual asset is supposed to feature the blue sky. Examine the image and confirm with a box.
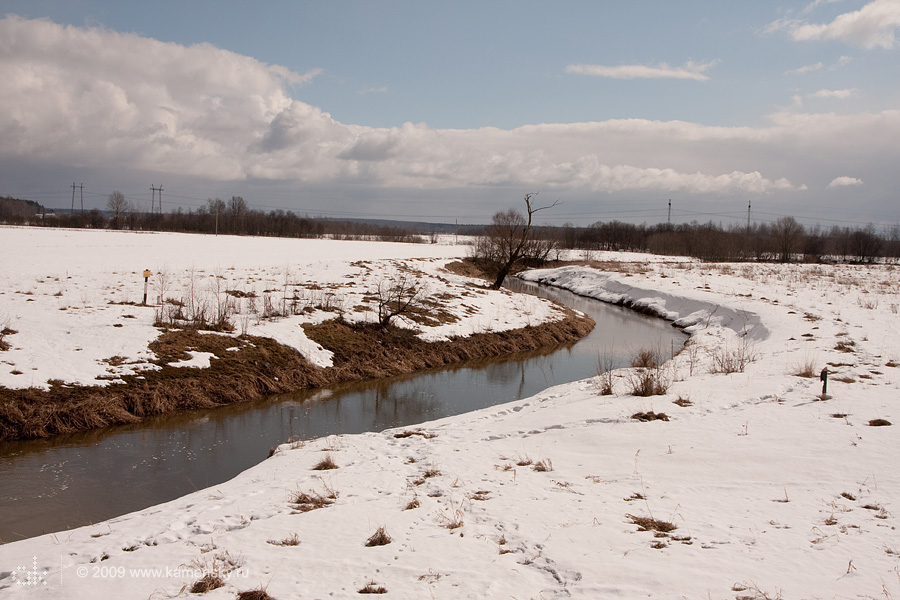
[1,1,899,226]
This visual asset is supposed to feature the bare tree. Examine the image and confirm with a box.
[770,216,805,263]
[374,275,427,328]
[106,191,129,229]
[475,194,559,289]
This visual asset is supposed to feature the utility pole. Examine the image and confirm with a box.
[71,183,83,213]
[747,200,751,231]
[151,185,164,214]
[667,199,671,225]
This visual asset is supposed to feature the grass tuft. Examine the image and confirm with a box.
[631,411,669,422]
[312,453,339,470]
[626,513,677,533]
[868,418,892,427]
[358,581,388,594]
[237,588,275,600]
[189,573,224,594]
[365,526,392,547]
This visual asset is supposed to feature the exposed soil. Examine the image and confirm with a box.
[0,308,594,441]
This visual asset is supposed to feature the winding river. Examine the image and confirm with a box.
[0,279,687,542]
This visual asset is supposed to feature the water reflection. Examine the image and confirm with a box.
[0,279,686,542]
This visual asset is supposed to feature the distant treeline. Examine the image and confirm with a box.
[543,217,900,263]
[3,195,899,263]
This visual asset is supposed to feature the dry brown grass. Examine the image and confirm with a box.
[632,411,670,422]
[189,573,224,593]
[0,307,594,442]
[868,418,892,427]
[358,581,388,594]
[532,459,553,472]
[626,513,677,533]
[365,526,392,547]
[237,588,274,600]
[312,454,338,470]
[290,486,337,512]
[267,533,301,546]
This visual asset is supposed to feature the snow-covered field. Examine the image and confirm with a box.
[0,226,564,390]
[3,228,900,599]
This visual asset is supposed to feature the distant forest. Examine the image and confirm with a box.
[2,194,899,263]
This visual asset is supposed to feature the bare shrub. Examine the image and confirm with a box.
[373,275,428,328]
[365,526,392,547]
[594,350,616,395]
[710,337,757,374]
[627,347,670,396]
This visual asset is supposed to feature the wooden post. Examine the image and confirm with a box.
[143,269,152,305]
[820,367,828,395]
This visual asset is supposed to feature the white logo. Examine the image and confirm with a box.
[11,556,48,586]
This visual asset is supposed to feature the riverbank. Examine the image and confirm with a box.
[0,227,591,441]
[2,252,898,598]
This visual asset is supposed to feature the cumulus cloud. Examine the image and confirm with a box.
[781,0,900,49]
[6,15,900,203]
[565,60,718,81]
[828,176,864,188]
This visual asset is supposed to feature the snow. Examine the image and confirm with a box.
[3,232,900,598]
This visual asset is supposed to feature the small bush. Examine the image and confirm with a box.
[625,347,671,396]
[595,351,616,395]
[710,338,757,374]
[365,526,392,547]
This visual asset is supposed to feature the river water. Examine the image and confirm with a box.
[0,279,686,542]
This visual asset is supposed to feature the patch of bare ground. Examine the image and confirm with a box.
[0,307,593,441]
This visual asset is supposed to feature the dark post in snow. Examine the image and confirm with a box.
[820,367,828,396]
[143,269,152,305]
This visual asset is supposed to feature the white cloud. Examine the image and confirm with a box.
[789,61,825,74]
[790,0,900,49]
[565,60,718,81]
[828,176,864,187]
[5,16,900,204]
[810,88,857,99]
